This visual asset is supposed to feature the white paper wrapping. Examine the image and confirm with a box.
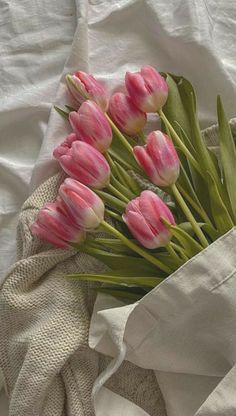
[90,227,236,416]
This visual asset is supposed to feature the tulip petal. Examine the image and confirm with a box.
[125,66,168,113]
[31,222,69,248]
[74,71,109,111]
[59,178,105,229]
[133,145,167,187]
[31,198,87,248]
[140,190,175,231]
[146,131,180,186]
[122,211,161,249]
[70,101,112,152]
[109,92,146,135]
[59,154,101,187]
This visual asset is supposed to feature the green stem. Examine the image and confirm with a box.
[170,242,189,261]
[104,151,116,171]
[110,173,135,200]
[158,109,203,177]
[105,113,134,154]
[100,220,172,274]
[177,183,213,225]
[171,184,209,248]
[166,243,183,266]
[107,184,129,203]
[105,209,123,222]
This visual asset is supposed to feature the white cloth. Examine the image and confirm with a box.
[1,0,236,283]
[90,227,236,416]
[0,0,77,280]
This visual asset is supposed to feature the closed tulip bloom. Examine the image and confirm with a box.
[59,178,104,230]
[123,190,175,249]
[108,92,146,135]
[125,65,168,113]
[53,140,110,189]
[133,130,180,186]
[53,133,78,159]
[31,200,86,248]
[66,71,109,111]
[69,101,112,153]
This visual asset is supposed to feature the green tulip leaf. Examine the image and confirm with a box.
[65,105,76,112]
[114,162,142,195]
[206,171,234,234]
[109,131,140,172]
[110,174,135,200]
[217,96,236,223]
[67,272,163,288]
[162,219,203,257]
[54,106,69,120]
[201,223,220,241]
[96,190,126,213]
[78,245,161,274]
[162,74,212,216]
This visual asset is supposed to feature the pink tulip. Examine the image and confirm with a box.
[125,65,168,113]
[53,133,78,159]
[69,101,112,153]
[66,71,109,111]
[59,178,105,230]
[53,140,110,189]
[108,92,146,135]
[31,199,86,248]
[133,130,180,187]
[123,190,175,249]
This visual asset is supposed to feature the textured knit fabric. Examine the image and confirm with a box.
[0,170,166,416]
[0,120,236,416]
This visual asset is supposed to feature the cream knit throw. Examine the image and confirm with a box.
[1,120,236,416]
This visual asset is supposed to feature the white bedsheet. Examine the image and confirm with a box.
[0,0,236,411]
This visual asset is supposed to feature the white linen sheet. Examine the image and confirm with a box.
[1,0,236,413]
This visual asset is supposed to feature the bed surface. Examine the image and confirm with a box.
[1,0,236,413]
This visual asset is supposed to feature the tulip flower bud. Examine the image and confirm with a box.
[53,133,78,159]
[108,92,146,135]
[123,190,175,249]
[59,178,105,230]
[31,200,86,248]
[66,71,109,111]
[125,65,168,113]
[53,140,110,189]
[69,101,112,153]
[133,130,180,187]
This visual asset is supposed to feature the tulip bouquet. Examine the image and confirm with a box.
[32,65,236,301]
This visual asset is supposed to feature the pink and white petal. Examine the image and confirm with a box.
[122,211,158,249]
[69,111,82,136]
[141,66,168,94]
[61,179,97,206]
[139,190,174,233]
[147,131,179,184]
[124,196,141,215]
[37,209,76,242]
[31,222,69,248]
[133,146,167,187]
